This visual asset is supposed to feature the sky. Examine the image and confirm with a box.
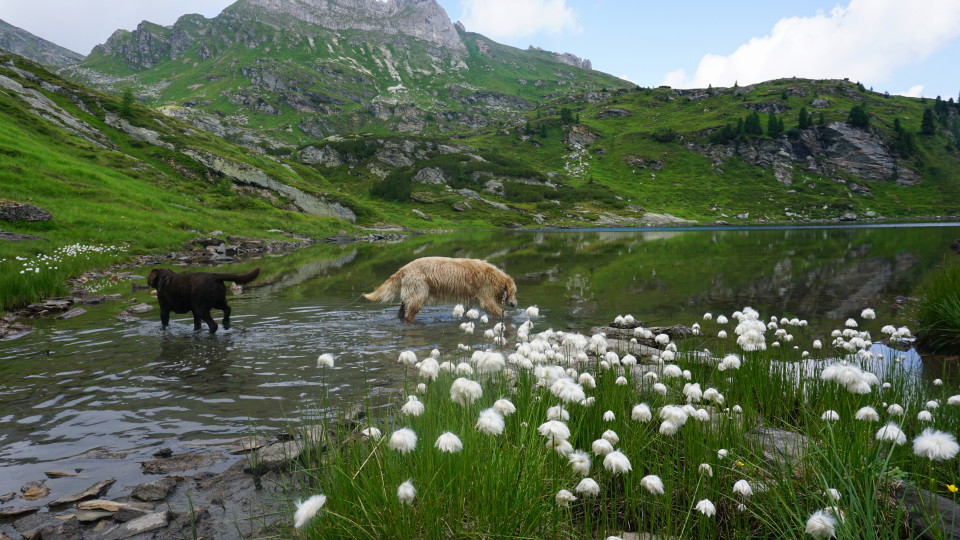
[1,0,958,99]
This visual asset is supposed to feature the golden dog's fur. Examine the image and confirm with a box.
[364,257,518,322]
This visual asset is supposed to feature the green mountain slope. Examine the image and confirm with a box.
[63,0,630,148]
[295,79,960,226]
[0,18,85,66]
[0,53,361,308]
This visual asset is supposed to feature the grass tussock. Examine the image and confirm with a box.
[283,307,959,538]
[917,262,960,354]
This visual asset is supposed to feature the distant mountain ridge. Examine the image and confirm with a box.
[63,0,627,146]
[0,19,85,66]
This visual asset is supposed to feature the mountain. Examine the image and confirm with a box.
[0,18,85,66]
[63,0,631,148]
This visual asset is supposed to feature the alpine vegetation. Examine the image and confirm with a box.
[288,305,957,538]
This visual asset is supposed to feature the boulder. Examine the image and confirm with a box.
[140,451,226,475]
[300,145,344,167]
[0,201,51,222]
[131,478,178,502]
[412,167,446,185]
[564,124,599,147]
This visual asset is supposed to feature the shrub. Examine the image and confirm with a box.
[370,169,412,202]
[916,262,960,353]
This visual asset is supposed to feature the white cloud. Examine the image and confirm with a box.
[458,0,579,40]
[661,0,960,89]
[899,85,925,98]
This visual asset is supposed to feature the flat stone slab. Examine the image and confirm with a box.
[99,510,169,540]
[55,307,86,320]
[140,451,226,475]
[131,477,178,502]
[0,505,39,518]
[77,499,128,512]
[47,478,115,506]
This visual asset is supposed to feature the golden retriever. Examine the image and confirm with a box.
[364,257,518,322]
[147,267,260,333]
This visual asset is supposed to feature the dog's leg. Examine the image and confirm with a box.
[222,304,232,330]
[160,308,171,328]
[193,311,203,331]
[480,298,505,319]
[198,309,219,333]
[397,302,406,320]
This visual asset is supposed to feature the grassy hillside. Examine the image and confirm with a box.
[0,54,358,308]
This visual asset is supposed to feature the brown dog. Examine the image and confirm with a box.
[146,267,260,333]
[364,257,518,322]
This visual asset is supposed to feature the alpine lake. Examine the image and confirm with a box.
[1,223,958,500]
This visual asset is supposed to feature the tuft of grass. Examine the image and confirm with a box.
[916,262,960,354]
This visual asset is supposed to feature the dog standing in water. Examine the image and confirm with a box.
[147,267,260,333]
[364,257,518,322]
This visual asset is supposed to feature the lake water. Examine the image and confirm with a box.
[1,224,958,498]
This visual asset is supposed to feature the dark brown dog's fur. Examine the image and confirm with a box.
[147,267,260,333]
[363,257,518,322]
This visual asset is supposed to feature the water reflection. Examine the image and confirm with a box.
[1,225,958,492]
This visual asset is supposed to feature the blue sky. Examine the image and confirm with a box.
[2,0,958,99]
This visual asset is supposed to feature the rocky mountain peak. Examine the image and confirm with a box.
[0,18,85,66]
[236,0,464,50]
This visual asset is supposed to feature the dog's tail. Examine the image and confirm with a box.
[363,272,401,303]
[213,268,261,285]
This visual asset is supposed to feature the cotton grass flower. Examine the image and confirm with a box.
[401,396,425,416]
[855,406,880,422]
[826,488,841,502]
[592,438,614,456]
[551,377,586,403]
[466,309,479,319]
[717,449,729,459]
[398,350,417,366]
[630,475,663,497]
[390,428,418,454]
[603,411,616,422]
[695,499,716,517]
[397,480,416,505]
[616,376,628,386]
[918,410,934,422]
[805,510,837,538]
[574,477,600,497]
[548,438,574,456]
[632,403,652,422]
[493,398,516,416]
[316,354,334,368]
[913,428,960,461]
[475,351,506,373]
[361,426,382,440]
[568,450,591,476]
[453,304,465,318]
[525,305,539,318]
[821,410,840,421]
[294,494,327,529]
[450,378,483,406]
[539,420,571,441]
[418,358,439,380]
[887,404,904,416]
[547,405,570,421]
[948,395,960,406]
[602,430,619,445]
[698,463,713,477]
[733,479,753,498]
[476,408,505,436]
[435,432,463,453]
[875,422,907,445]
[603,451,632,474]
[555,489,576,507]
[659,421,679,436]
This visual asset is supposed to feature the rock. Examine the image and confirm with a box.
[98,511,169,540]
[300,145,343,167]
[113,505,153,523]
[744,102,788,114]
[125,303,153,314]
[0,201,52,222]
[35,516,81,540]
[840,212,857,221]
[42,472,78,479]
[0,230,45,241]
[76,499,127,512]
[412,209,432,221]
[247,440,303,472]
[0,492,14,503]
[131,478,178,502]
[47,479,115,507]
[0,506,39,518]
[152,447,173,458]
[564,124,599,147]
[896,482,960,539]
[747,426,808,463]
[20,481,49,501]
[140,451,226,475]
[811,97,832,108]
[452,200,472,212]
[412,167,446,185]
[76,510,114,523]
[595,108,632,119]
[55,308,86,321]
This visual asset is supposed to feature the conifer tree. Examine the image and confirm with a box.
[921,108,936,135]
[847,103,870,128]
[798,107,811,129]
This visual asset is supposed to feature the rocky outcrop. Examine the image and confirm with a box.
[183,149,357,221]
[413,167,446,184]
[527,46,592,70]
[300,145,344,167]
[596,108,632,119]
[565,124,600,147]
[0,201,52,222]
[239,0,465,50]
[0,19,85,66]
[687,122,921,186]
